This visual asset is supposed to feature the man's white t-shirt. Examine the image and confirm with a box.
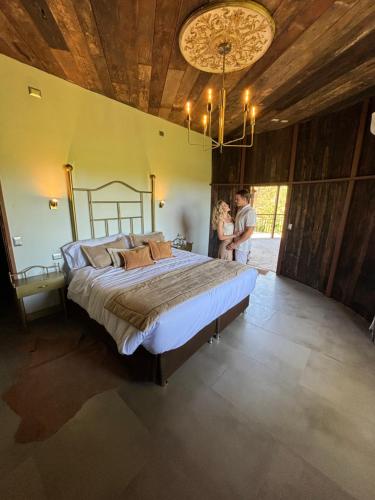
[235,204,256,253]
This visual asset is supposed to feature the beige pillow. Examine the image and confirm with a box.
[148,240,173,261]
[121,246,154,271]
[130,231,164,248]
[81,237,127,268]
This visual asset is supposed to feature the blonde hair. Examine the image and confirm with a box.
[211,200,227,230]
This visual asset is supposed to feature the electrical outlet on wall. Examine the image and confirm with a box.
[288,223,293,230]
[52,253,62,260]
[13,236,23,246]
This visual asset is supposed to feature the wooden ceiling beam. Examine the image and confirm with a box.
[148,0,183,115]
[223,0,336,118]
[225,0,375,133]
[254,58,375,132]
[0,0,66,78]
[0,0,374,132]
[73,0,115,98]
[47,0,103,92]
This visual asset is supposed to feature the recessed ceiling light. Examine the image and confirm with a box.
[271,118,279,122]
[280,119,289,123]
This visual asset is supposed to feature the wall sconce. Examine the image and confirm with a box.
[159,200,165,208]
[49,198,58,210]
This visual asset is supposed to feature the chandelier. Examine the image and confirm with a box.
[179,1,275,152]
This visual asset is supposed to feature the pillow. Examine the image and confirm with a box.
[130,231,164,248]
[61,233,132,270]
[107,246,145,268]
[148,240,173,261]
[121,246,154,271]
[81,237,127,268]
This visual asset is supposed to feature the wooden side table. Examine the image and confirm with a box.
[9,265,67,327]
[172,234,193,252]
[173,242,193,252]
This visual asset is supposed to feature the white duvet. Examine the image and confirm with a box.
[67,249,258,355]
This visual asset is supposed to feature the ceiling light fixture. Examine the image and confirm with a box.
[179,1,275,152]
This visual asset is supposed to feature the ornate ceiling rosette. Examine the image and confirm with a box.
[179,1,275,73]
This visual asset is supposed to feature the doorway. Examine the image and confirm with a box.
[0,183,16,318]
[248,185,288,272]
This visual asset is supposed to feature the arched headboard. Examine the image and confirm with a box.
[64,164,155,241]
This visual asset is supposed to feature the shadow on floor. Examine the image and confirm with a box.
[2,314,130,443]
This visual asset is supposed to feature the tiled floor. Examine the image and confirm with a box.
[248,236,281,272]
[1,273,374,500]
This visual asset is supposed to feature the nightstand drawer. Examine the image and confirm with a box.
[15,275,65,299]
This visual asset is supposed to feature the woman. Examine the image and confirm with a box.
[211,200,239,260]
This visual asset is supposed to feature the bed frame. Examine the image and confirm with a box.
[64,166,250,385]
[125,296,249,385]
[71,295,249,386]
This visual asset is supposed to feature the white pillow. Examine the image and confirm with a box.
[61,233,132,270]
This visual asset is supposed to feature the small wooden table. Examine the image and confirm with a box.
[172,234,193,252]
[10,265,67,327]
[173,242,193,252]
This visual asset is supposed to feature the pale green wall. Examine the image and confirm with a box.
[0,55,211,312]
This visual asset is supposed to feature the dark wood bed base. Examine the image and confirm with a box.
[71,295,249,386]
[124,295,250,386]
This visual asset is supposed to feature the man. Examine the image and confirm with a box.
[227,189,256,264]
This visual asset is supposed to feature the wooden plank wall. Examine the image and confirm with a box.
[210,97,375,320]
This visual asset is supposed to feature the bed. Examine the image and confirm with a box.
[62,165,258,385]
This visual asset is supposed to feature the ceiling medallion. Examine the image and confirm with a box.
[179,1,275,152]
[179,1,275,74]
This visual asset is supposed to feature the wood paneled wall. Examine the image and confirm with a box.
[210,97,375,321]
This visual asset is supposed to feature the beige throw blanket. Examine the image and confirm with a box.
[105,259,250,332]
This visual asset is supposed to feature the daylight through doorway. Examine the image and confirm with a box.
[248,185,288,272]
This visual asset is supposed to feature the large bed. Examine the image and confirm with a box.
[62,166,258,385]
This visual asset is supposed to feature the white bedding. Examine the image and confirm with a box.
[67,249,258,355]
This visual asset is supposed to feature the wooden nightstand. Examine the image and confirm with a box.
[172,242,193,252]
[172,234,193,252]
[10,265,67,327]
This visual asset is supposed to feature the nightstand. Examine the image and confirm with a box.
[172,234,193,252]
[10,264,67,327]
[172,242,193,252]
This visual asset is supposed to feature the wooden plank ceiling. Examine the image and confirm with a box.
[0,0,374,134]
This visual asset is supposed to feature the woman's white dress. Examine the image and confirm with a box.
[218,221,235,261]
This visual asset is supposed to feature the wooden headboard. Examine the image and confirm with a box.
[64,164,155,241]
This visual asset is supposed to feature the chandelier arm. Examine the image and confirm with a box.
[222,111,247,145]
[221,144,254,148]
[222,130,247,145]
[187,118,205,147]
[222,123,255,148]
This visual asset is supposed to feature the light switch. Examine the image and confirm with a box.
[13,236,23,246]
[288,223,293,230]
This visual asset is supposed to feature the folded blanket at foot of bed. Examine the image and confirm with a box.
[105,259,250,332]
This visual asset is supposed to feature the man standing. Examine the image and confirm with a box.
[227,189,256,264]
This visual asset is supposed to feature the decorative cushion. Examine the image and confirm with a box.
[130,231,164,248]
[121,246,154,271]
[148,240,173,261]
[81,237,127,268]
[61,233,132,270]
[107,246,146,268]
